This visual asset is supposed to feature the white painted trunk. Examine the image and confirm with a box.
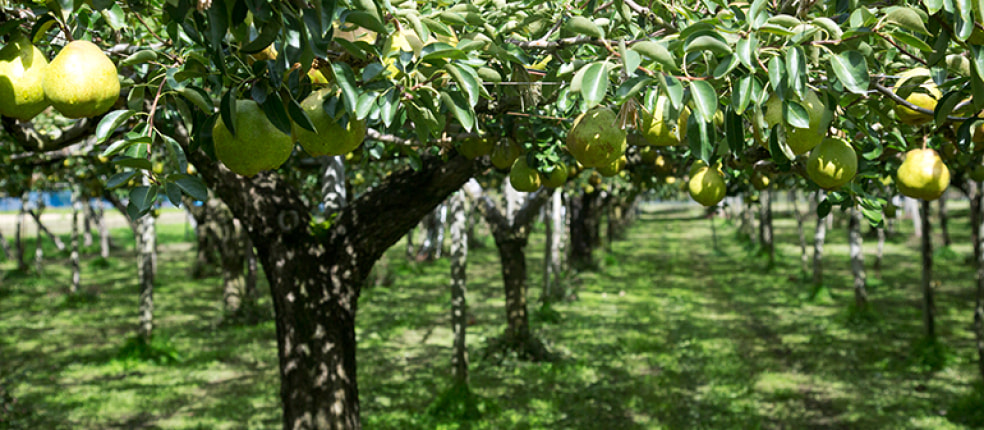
[137,178,157,339]
[849,207,867,308]
[448,191,469,384]
[543,190,565,301]
[321,155,347,216]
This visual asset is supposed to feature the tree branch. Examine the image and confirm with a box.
[461,179,510,231]
[2,116,99,153]
[873,82,972,121]
[512,188,550,230]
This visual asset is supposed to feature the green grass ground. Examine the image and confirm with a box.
[2,201,983,429]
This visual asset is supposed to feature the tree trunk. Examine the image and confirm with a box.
[96,200,111,259]
[876,226,885,272]
[0,230,9,260]
[939,193,951,247]
[760,187,774,267]
[746,195,758,244]
[849,206,868,309]
[970,182,984,381]
[542,190,565,303]
[448,191,469,385]
[180,115,479,430]
[82,197,93,248]
[921,199,936,339]
[321,155,346,216]
[34,200,45,275]
[245,235,258,300]
[496,237,534,348]
[70,187,81,294]
[907,196,922,238]
[569,191,597,270]
[15,192,28,272]
[29,205,66,252]
[137,210,156,339]
[790,190,809,273]
[212,199,247,315]
[417,204,447,261]
[813,193,827,287]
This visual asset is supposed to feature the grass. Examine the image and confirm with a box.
[1,200,983,429]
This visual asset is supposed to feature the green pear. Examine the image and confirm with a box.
[0,34,49,121]
[213,99,295,176]
[43,40,120,118]
[293,89,366,157]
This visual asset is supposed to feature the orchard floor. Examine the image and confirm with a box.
[2,201,984,429]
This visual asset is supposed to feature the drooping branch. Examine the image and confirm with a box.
[1,116,99,153]
[873,82,972,121]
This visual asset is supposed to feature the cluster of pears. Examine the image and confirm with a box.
[456,135,568,192]
[212,88,367,177]
[0,35,120,121]
[764,89,828,156]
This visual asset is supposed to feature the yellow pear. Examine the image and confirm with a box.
[896,148,950,200]
[292,89,366,157]
[688,166,726,207]
[43,40,120,118]
[639,96,690,146]
[213,99,294,176]
[509,157,541,192]
[750,171,770,190]
[566,107,627,168]
[806,137,857,189]
[0,34,49,121]
[892,68,941,126]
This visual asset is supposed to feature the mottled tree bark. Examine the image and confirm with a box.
[970,182,984,381]
[181,121,478,429]
[70,187,81,294]
[921,200,936,339]
[95,200,111,259]
[448,191,469,385]
[906,196,922,238]
[542,191,565,303]
[417,204,447,261]
[33,200,45,275]
[939,194,951,247]
[81,198,93,248]
[137,202,156,340]
[569,190,599,270]
[790,190,809,273]
[876,226,885,272]
[759,187,774,267]
[813,193,827,287]
[849,207,868,309]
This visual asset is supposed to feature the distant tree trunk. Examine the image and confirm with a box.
[321,156,346,216]
[790,190,809,273]
[849,207,868,309]
[466,204,485,249]
[760,187,774,266]
[939,194,951,247]
[569,191,598,270]
[34,200,45,275]
[70,187,81,294]
[405,228,415,260]
[245,235,258,300]
[448,191,469,385]
[498,237,532,342]
[746,195,758,244]
[417,204,447,261]
[214,200,247,315]
[738,194,750,238]
[813,193,827,286]
[970,182,984,381]
[876,227,885,272]
[137,208,156,339]
[921,200,936,339]
[95,200,111,259]
[542,191,565,303]
[15,192,28,272]
[907,197,922,238]
[186,195,218,278]
[0,230,10,260]
[81,198,93,248]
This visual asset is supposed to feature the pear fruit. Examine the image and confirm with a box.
[43,40,119,118]
[566,107,627,168]
[293,89,366,157]
[806,138,857,190]
[892,68,941,126]
[0,34,49,121]
[597,155,626,177]
[541,163,569,188]
[491,137,522,170]
[457,136,495,159]
[896,148,950,201]
[639,96,690,146]
[751,171,770,190]
[688,166,726,207]
[213,99,294,176]
[764,90,827,155]
[509,157,542,192]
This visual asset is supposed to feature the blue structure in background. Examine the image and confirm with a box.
[0,191,181,211]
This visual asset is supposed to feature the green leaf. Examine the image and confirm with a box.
[956,0,974,41]
[220,90,237,137]
[712,54,739,79]
[344,11,387,34]
[817,197,832,219]
[749,0,768,29]
[170,174,208,201]
[578,62,609,109]
[736,35,757,69]
[768,56,785,94]
[631,41,678,72]
[786,47,806,97]
[829,50,870,95]
[690,80,718,123]
[888,31,934,53]
[685,35,732,56]
[106,171,138,189]
[934,91,963,125]
[331,62,360,113]
[96,110,135,144]
[288,97,316,132]
[240,19,282,53]
[114,156,153,170]
[445,63,480,106]
[884,7,929,35]
[614,76,654,104]
[784,100,810,129]
[441,91,475,131]
[660,74,684,109]
[725,107,744,152]
[734,75,753,115]
[119,50,157,66]
[129,185,158,215]
[178,87,214,113]
[259,93,294,136]
[564,16,604,39]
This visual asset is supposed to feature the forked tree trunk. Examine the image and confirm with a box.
[448,191,469,385]
[813,193,827,287]
[849,207,868,309]
[939,194,951,247]
[181,116,478,430]
[70,187,81,294]
[921,200,936,339]
[969,182,984,381]
[790,190,808,273]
